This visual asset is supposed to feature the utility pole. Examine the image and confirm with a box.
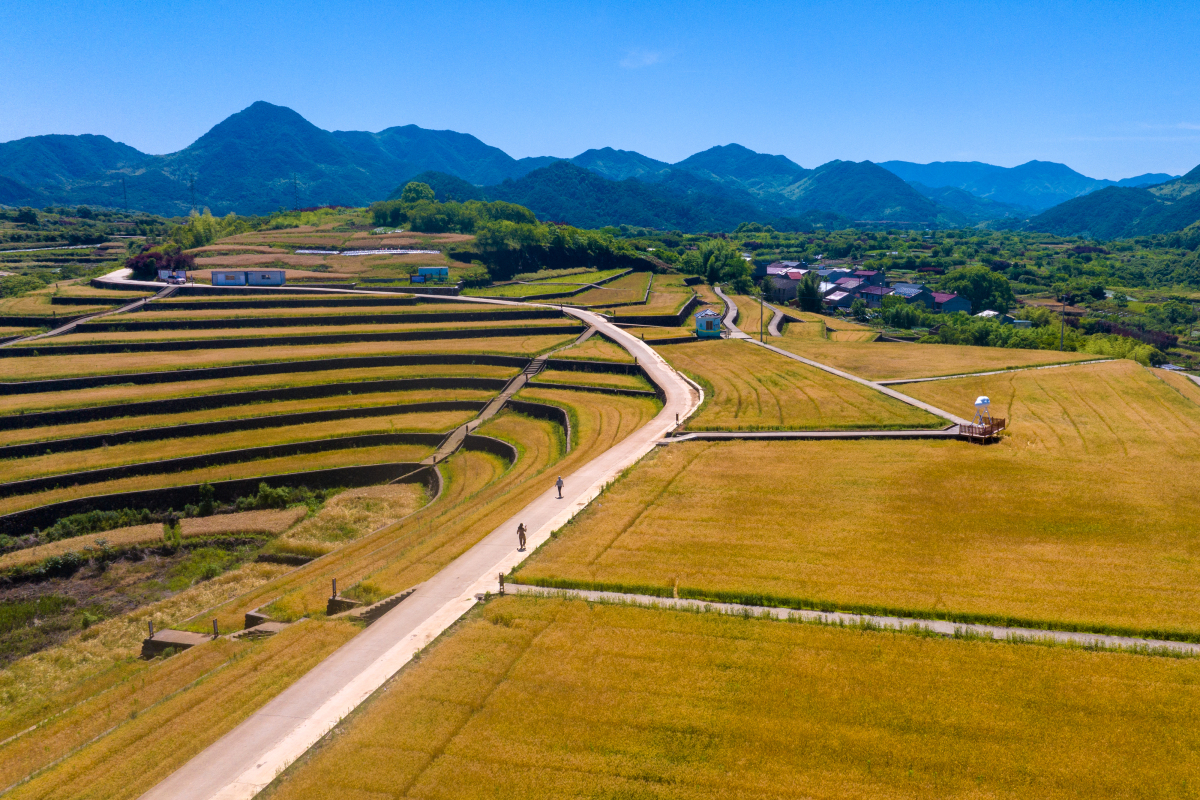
[1060,294,1066,351]
[759,289,764,342]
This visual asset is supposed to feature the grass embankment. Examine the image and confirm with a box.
[519,359,1200,638]
[0,443,434,516]
[3,413,469,484]
[1,388,496,447]
[0,295,112,317]
[265,596,1200,800]
[0,334,577,381]
[0,508,307,569]
[634,274,695,315]
[659,339,942,431]
[530,369,651,392]
[32,317,575,346]
[3,620,359,800]
[773,328,1103,381]
[200,389,660,632]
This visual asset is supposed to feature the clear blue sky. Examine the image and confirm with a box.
[2,0,1198,179]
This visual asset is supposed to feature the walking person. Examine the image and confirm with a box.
[555,476,564,499]
[517,523,527,551]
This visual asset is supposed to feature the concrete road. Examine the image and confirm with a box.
[138,308,699,800]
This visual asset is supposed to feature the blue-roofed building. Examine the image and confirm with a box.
[890,282,934,308]
[695,307,723,338]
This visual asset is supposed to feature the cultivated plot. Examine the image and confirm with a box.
[658,339,943,431]
[520,360,1200,637]
[264,596,1200,800]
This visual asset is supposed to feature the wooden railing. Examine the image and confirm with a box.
[960,418,1007,441]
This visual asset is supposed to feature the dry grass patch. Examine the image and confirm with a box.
[521,360,1200,637]
[272,484,428,557]
[0,335,577,381]
[772,331,1103,381]
[830,329,879,342]
[0,509,307,569]
[266,596,1200,800]
[6,620,358,800]
[0,559,291,743]
[659,339,942,431]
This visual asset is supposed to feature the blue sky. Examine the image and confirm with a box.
[2,0,1199,179]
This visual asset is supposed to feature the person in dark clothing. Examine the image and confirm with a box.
[517,523,527,551]
[555,476,564,498]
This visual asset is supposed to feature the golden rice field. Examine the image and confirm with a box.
[772,329,1104,380]
[0,363,511,416]
[136,302,530,319]
[521,360,1200,637]
[568,271,651,307]
[0,442,435,515]
[658,339,942,431]
[265,596,1200,800]
[0,388,495,446]
[531,368,651,391]
[0,294,111,316]
[4,620,359,800]
[730,292,773,337]
[552,333,634,362]
[0,334,577,380]
[0,507,309,569]
[3,411,469,483]
[31,317,576,346]
[829,329,879,342]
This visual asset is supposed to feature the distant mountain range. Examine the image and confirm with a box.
[879,160,1178,211]
[0,101,1194,237]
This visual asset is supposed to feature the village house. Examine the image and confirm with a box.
[890,282,934,308]
[931,291,971,314]
[859,285,894,308]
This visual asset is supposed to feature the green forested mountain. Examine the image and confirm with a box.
[909,183,1033,222]
[0,175,42,206]
[1025,169,1200,239]
[0,133,147,189]
[569,148,670,181]
[484,161,767,231]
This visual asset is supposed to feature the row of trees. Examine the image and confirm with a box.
[370,182,537,233]
[474,220,655,281]
[169,209,253,249]
[678,240,753,293]
[126,244,195,280]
